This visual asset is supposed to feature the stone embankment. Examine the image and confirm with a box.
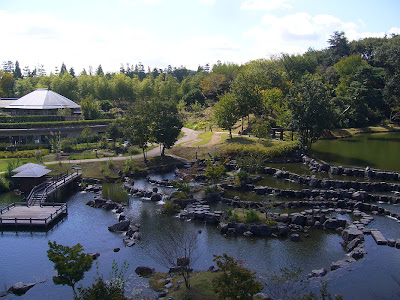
[302,155,400,181]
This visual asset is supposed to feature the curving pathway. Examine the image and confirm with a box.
[43,127,200,165]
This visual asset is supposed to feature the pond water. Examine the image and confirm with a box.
[1,176,400,299]
[312,132,400,171]
[1,133,400,299]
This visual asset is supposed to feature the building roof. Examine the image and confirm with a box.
[12,163,51,178]
[12,163,47,173]
[6,89,80,110]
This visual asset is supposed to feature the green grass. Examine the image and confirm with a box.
[0,158,32,172]
[149,271,220,300]
[192,132,213,146]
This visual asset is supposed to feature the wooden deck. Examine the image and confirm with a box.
[0,202,67,228]
[0,169,80,229]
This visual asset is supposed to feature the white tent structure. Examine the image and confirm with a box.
[5,88,81,118]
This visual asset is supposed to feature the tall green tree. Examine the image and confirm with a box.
[47,241,93,298]
[287,74,334,151]
[213,92,239,138]
[124,101,152,161]
[148,99,182,156]
[13,61,23,79]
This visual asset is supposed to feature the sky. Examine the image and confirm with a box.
[1,0,399,74]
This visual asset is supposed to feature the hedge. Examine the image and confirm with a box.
[0,149,50,159]
[222,141,300,158]
[0,143,51,151]
[0,115,65,123]
[0,119,112,129]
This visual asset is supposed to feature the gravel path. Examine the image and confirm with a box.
[43,127,200,165]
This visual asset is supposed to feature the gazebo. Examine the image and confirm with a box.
[4,88,81,120]
[12,163,51,193]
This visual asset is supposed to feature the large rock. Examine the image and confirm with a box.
[342,228,364,243]
[150,193,162,202]
[323,218,346,230]
[307,268,327,279]
[346,238,363,252]
[103,200,117,210]
[290,213,306,226]
[249,224,272,237]
[108,220,130,232]
[8,282,35,295]
[135,266,155,277]
[234,223,248,234]
[290,233,301,242]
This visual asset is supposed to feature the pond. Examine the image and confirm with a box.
[1,175,400,299]
[312,132,400,171]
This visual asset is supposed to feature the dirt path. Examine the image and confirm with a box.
[183,132,223,148]
[43,127,200,165]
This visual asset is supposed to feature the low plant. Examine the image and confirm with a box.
[245,209,260,224]
[162,200,181,215]
[212,253,263,299]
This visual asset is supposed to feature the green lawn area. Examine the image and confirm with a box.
[192,132,213,146]
[149,271,219,300]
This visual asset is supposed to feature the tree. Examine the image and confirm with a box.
[13,61,23,79]
[148,99,182,156]
[107,119,124,149]
[328,31,350,63]
[150,225,198,289]
[124,101,152,161]
[96,65,104,76]
[60,63,68,76]
[213,92,239,138]
[205,160,225,184]
[199,73,229,101]
[81,127,93,148]
[81,96,102,120]
[287,75,334,151]
[212,253,263,300]
[77,261,129,300]
[47,241,93,298]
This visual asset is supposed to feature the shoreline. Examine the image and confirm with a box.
[321,124,400,140]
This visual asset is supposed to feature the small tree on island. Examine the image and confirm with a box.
[149,226,199,289]
[212,253,263,300]
[47,241,93,298]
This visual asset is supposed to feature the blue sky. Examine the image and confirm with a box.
[1,0,399,74]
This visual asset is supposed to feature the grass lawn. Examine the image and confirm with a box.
[192,132,213,146]
[149,271,220,300]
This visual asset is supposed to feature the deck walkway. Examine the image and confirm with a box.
[0,169,81,229]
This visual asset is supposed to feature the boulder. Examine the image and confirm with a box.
[290,213,306,226]
[342,227,364,243]
[108,220,130,232]
[234,223,248,234]
[249,224,272,237]
[290,234,301,242]
[323,218,346,230]
[88,252,100,260]
[103,200,117,210]
[150,193,162,202]
[8,282,35,295]
[346,238,362,252]
[330,258,354,271]
[254,292,272,299]
[307,268,327,279]
[135,266,155,277]
[220,223,228,234]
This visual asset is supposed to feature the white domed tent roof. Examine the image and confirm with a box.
[6,89,80,110]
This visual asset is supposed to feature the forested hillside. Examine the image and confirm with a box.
[1,32,399,143]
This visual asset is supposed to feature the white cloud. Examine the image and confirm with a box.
[243,12,370,59]
[121,0,164,5]
[197,0,216,4]
[241,0,292,11]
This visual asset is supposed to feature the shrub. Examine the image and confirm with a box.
[223,141,300,159]
[236,170,249,182]
[245,210,259,224]
[212,253,263,300]
[162,200,180,215]
[0,175,10,193]
[0,149,49,159]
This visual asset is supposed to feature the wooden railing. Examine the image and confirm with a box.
[26,169,81,206]
[0,203,67,226]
